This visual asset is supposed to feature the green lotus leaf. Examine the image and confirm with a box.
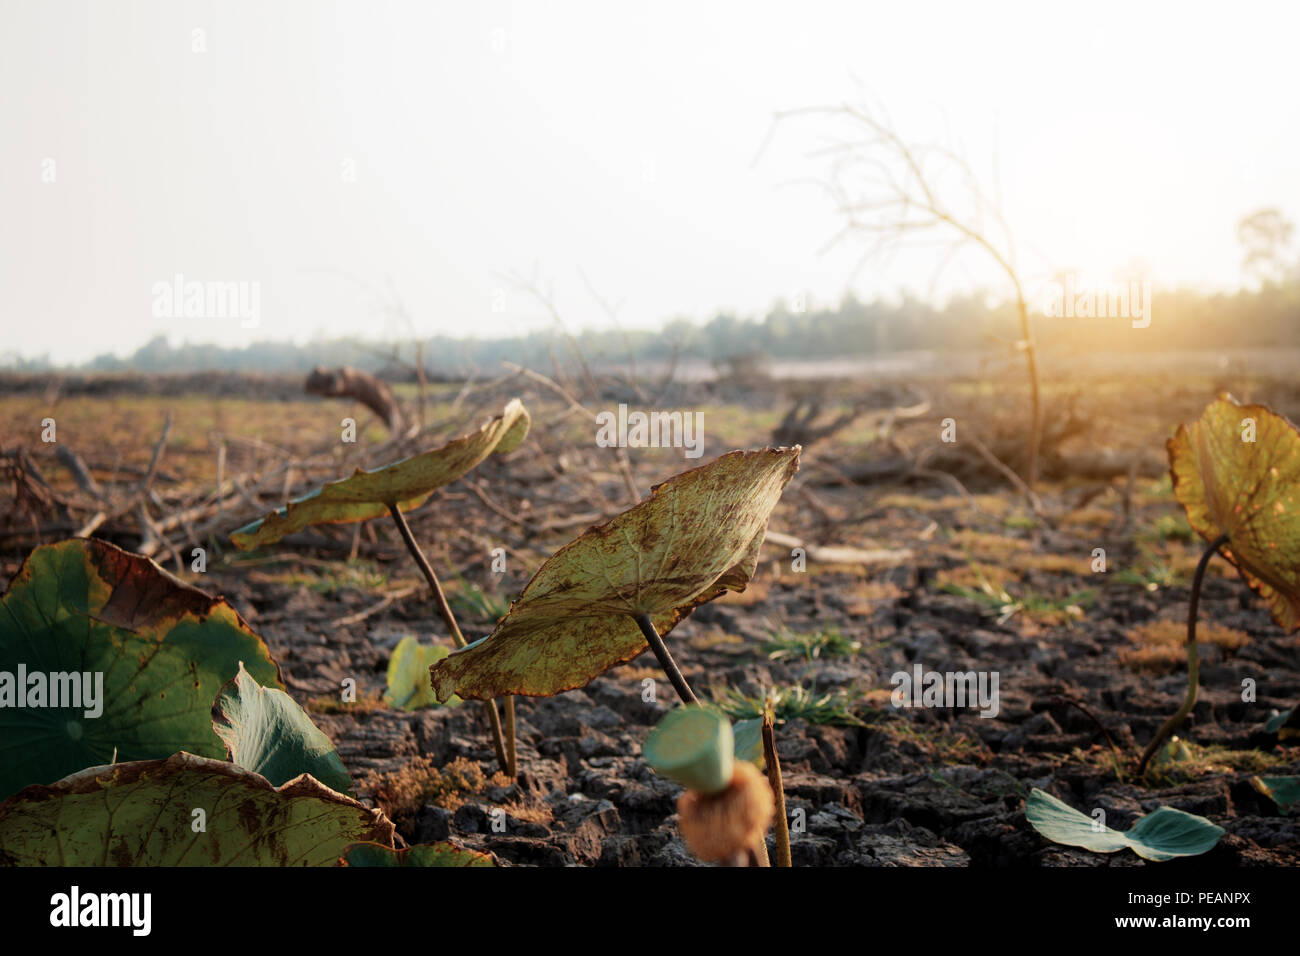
[212,661,352,792]
[230,399,530,549]
[0,752,393,866]
[1124,804,1227,861]
[1168,394,1300,630]
[431,447,801,701]
[643,705,734,794]
[1026,788,1224,861]
[383,636,455,711]
[1251,775,1300,812]
[0,538,283,801]
[341,841,495,867]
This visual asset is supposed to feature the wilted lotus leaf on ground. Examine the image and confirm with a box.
[1264,706,1300,740]
[1251,775,1300,812]
[1026,788,1224,861]
[0,538,283,801]
[341,841,495,867]
[212,661,352,792]
[431,447,801,700]
[384,636,454,711]
[1168,395,1300,629]
[0,753,393,866]
[230,399,530,549]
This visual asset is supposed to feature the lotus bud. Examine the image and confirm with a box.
[643,705,774,865]
[677,760,774,864]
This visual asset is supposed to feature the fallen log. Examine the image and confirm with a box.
[305,366,407,435]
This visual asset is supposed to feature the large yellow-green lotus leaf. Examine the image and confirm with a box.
[430,447,801,700]
[0,752,393,866]
[0,539,283,801]
[1169,395,1300,630]
[230,399,530,549]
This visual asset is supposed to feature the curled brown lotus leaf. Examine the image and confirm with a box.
[430,446,801,700]
[1168,394,1300,630]
[230,399,529,549]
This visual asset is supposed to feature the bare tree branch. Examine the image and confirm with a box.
[758,100,1044,488]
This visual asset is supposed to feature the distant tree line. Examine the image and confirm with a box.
[6,278,1298,376]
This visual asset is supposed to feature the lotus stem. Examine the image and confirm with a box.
[388,503,512,776]
[762,713,792,867]
[1137,532,1229,779]
[504,696,517,778]
[634,612,698,704]
[387,504,466,646]
[483,698,510,776]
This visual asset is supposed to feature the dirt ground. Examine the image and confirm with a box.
[3,365,1299,866]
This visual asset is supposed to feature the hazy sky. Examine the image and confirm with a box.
[3,0,1297,364]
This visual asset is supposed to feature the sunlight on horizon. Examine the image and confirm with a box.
[2,0,1298,363]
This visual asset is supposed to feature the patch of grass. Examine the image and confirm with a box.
[874,492,947,512]
[870,717,986,764]
[621,665,666,683]
[240,557,391,595]
[711,682,867,727]
[686,630,744,651]
[874,492,1009,516]
[844,578,905,617]
[502,799,553,826]
[1014,586,1096,621]
[1059,506,1117,529]
[1009,551,1093,575]
[849,578,906,602]
[762,625,862,662]
[943,529,1026,558]
[282,561,388,595]
[359,755,512,827]
[1143,738,1288,786]
[933,766,1029,800]
[1117,643,1184,674]
[1057,744,1133,781]
[1144,513,1196,543]
[936,562,1003,591]
[1115,550,1185,591]
[1118,619,1251,674]
[448,575,511,623]
[1002,513,1038,532]
[939,562,1094,625]
[1136,474,1176,505]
